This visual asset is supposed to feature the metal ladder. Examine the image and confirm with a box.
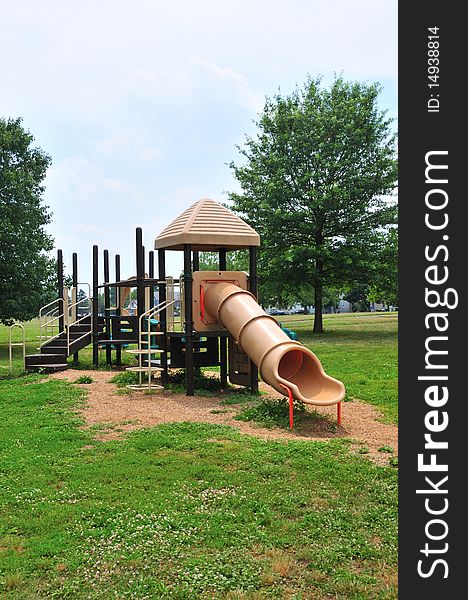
[124,299,175,391]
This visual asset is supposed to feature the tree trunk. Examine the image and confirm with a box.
[313,260,324,334]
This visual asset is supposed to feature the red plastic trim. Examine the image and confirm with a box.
[280,383,294,430]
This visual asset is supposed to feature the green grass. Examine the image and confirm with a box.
[74,375,94,384]
[0,375,397,598]
[236,397,315,429]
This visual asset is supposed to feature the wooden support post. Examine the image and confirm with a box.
[92,245,99,368]
[115,254,122,365]
[218,248,228,388]
[57,249,64,333]
[184,244,194,396]
[72,252,79,362]
[158,249,168,384]
[103,249,112,366]
[249,246,259,393]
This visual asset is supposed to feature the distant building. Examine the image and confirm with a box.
[337,299,352,313]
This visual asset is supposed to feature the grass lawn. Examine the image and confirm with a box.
[0,312,398,597]
[0,374,397,599]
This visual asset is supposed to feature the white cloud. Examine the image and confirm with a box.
[125,68,194,100]
[190,59,264,113]
[74,224,107,236]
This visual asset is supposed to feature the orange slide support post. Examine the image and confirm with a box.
[203,282,345,421]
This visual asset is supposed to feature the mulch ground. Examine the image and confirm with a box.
[50,369,397,466]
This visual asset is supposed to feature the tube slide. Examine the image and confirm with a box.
[204,282,345,406]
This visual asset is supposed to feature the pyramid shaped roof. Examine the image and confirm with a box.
[154,198,260,251]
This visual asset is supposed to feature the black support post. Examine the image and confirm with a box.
[136,228,145,319]
[248,246,259,393]
[149,250,155,309]
[158,249,168,384]
[92,245,99,367]
[103,249,112,366]
[72,252,79,362]
[57,249,64,333]
[115,254,122,365]
[218,248,228,388]
[192,250,200,272]
[184,244,194,396]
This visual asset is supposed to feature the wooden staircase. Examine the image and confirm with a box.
[25,317,102,372]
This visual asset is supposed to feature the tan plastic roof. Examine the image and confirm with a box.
[154,198,260,251]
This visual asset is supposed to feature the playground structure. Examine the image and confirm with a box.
[23,199,345,422]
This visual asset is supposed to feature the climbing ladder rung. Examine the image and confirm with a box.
[125,366,164,372]
[141,332,164,336]
[125,349,165,354]
[126,384,164,391]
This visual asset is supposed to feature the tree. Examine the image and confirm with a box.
[0,117,55,325]
[344,285,371,312]
[229,76,397,332]
[368,227,398,308]
[199,250,249,272]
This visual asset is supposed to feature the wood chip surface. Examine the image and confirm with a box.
[50,369,397,466]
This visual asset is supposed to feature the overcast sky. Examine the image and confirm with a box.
[1,0,397,285]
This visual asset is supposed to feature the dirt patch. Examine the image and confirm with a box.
[51,369,397,466]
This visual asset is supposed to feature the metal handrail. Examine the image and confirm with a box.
[65,286,93,354]
[166,276,175,332]
[43,313,60,328]
[107,283,121,312]
[38,284,93,351]
[66,310,93,354]
[40,322,65,348]
[39,299,61,347]
[40,297,61,313]
[9,323,26,372]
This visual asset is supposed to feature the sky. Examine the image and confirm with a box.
[1,0,397,286]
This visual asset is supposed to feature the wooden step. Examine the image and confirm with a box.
[26,363,68,373]
[25,353,65,366]
[40,346,68,355]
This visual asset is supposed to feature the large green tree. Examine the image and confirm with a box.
[0,117,55,325]
[368,227,398,308]
[229,77,397,332]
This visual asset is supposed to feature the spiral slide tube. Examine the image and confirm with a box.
[203,282,345,406]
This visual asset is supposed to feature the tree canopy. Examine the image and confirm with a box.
[0,117,55,325]
[229,76,397,332]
